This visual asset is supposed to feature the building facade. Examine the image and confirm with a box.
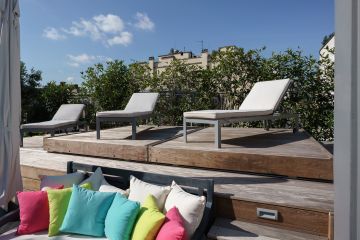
[144,48,210,74]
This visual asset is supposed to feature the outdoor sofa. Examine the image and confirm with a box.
[0,161,214,240]
[183,79,299,148]
[96,92,159,140]
[20,104,85,147]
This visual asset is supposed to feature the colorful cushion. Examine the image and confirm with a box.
[104,193,140,240]
[16,191,49,235]
[40,172,85,189]
[128,176,170,211]
[60,185,115,237]
[99,178,128,197]
[164,181,206,238]
[156,207,187,240]
[47,183,92,237]
[131,195,165,240]
[80,167,104,191]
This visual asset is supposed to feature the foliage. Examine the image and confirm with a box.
[322,32,335,47]
[149,60,218,125]
[41,81,78,118]
[21,62,47,123]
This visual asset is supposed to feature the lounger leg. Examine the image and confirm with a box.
[131,119,137,140]
[183,118,187,143]
[214,121,221,149]
[96,117,101,139]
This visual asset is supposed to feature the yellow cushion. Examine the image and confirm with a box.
[131,195,165,240]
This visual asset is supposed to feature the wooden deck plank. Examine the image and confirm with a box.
[208,218,327,240]
[41,126,333,180]
[150,127,333,180]
[43,126,186,162]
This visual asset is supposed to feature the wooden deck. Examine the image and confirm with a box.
[20,146,333,236]
[43,126,333,180]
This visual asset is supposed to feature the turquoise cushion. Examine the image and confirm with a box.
[60,184,115,237]
[105,193,140,240]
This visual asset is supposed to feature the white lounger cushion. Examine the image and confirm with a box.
[184,79,291,120]
[184,109,272,120]
[20,120,77,129]
[0,227,107,240]
[52,104,85,121]
[239,79,291,112]
[96,110,152,118]
[96,92,159,118]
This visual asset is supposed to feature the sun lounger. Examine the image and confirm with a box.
[183,79,299,148]
[20,104,85,147]
[96,92,159,140]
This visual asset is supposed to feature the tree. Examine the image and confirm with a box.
[21,62,46,123]
[81,60,138,127]
[41,81,77,118]
[322,32,335,47]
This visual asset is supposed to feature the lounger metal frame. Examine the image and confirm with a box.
[96,114,152,140]
[184,112,300,149]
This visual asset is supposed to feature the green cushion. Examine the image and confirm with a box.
[47,183,92,236]
[131,194,165,240]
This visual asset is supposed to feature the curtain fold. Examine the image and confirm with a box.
[0,0,23,209]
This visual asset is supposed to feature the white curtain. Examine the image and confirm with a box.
[0,0,22,209]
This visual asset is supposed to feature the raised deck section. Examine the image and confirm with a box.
[43,126,333,180]
[20,147,333,237]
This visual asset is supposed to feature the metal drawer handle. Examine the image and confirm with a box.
[257,208,278,221]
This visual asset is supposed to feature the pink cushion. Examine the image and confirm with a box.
[16,191,50,235]
[156,207,187,240]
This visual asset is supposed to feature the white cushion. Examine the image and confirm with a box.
[128,176,170,210]
[21,120,77,129]
[80,167,104,191]
[0,227,107,239]
[52,104,85,121]
[164,181,206,239]
[96,110,152,118]
[239,79,291,112]
[124,92,159,112]
[184,109,272,119]
[40,172,85,189]
[98,179,129,197]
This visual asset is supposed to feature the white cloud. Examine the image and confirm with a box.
[107,32,133,46]
[65,76,75,83]
[67,54,96,67]
[93,14,124,33]
[44,12,154,47]
[43,27,66,40]
[60,14,130,46]
[134,12,154,31]
[67,54,112,67]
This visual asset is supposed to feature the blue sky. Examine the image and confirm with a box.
[20,0,334,85]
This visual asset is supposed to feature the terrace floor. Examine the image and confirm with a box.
[19,127,334,238]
